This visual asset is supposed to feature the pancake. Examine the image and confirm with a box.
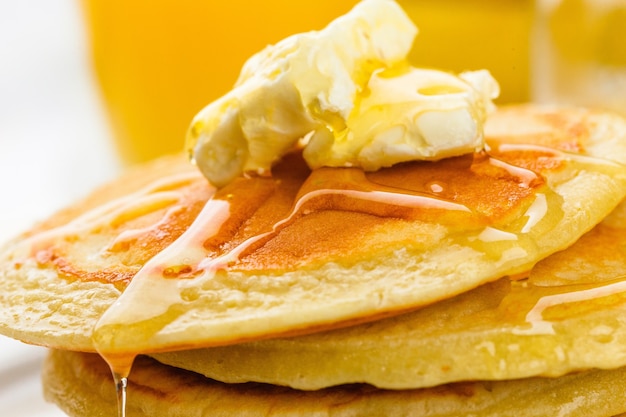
[150,200,626,390]
[43,349,626,417]
[1,105,626,357]
[43,198,626,416]
[0,154,206,351]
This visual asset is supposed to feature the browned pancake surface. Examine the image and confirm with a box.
[2,105,626,354]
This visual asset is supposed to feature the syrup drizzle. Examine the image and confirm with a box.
[5,171,200,417]
[515,276,626,335]
[101,353,135,417]
[92,146,558,352]
[198,181,473,272]
[92,162,486,416]
[79,144,626,415]
[94,165,476,330]
[492,142,626,172]
[105,205,186,253]
[114,374,127,417]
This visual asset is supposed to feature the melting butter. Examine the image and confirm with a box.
[186,0,499,187]
[303,67,499,171]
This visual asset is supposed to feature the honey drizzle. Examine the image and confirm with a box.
[93,146,554,350]
[94,165,476,326]
[114,373,127,417]
[92,161,491,417]
[6,172,202,417]
[197,186,473,272]
[139,198,231,279]
[101,354,136,417]
[87,143,626,416]
[492,142,626,171]
[520,193,547,233]
[487,156,538,188]
[515,276,626,335]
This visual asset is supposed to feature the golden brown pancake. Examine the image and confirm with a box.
[43,349,626,417]
[151,199,626,390]
[0,154,206,350]
[1,105,626,357]
[86,102,626,355]
[43,195,626,415]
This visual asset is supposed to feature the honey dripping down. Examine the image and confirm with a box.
[91,145,557,349]
[58,142,593,278]
[516,276,626,335]
[101,353,135,417]
[89,142,626,411]
[145,147,550,280]
[88,151,493,417]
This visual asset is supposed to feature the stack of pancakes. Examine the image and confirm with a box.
[3,105,626,416]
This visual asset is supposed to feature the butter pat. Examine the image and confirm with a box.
[304,67,499,170]
[186,0,499,187]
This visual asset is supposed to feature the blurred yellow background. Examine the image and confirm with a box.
[82,0,625,165]
[534,0,626,114]
[80,0,536,165]
[80,0,359,164]
[401,0,534,104]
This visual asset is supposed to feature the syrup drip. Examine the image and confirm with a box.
[114,374,127,417]
[7,171,202,416]
[87,143,626,412]
[491,142,626,173]
[92,146,561,353]
[487,156,538,188]
[197,169,473,272]
[514,276,626,335]
[132,163,483,281]
[106,205,185,253]
[521,193,547,233]
[101,354,135,417]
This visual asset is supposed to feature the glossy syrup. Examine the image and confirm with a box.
[91,146,559,352]
[513,276,626,335]
[84,143,626,415]
[4,171,201,417]
[102,354,135,417]
[114,374,127,417]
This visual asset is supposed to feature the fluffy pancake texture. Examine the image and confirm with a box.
[2,106,626,356]
[152,200,626,390]
[0,155,207,350]
[43,349,626,417]
[93,105,626,354]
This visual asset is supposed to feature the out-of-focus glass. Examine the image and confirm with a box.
[533,0,626,114]
[80,0,535,165]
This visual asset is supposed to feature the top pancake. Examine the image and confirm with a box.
[1,105,626,355]
[152,199,626,390]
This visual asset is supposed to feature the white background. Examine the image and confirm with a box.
[0,1,120,415]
